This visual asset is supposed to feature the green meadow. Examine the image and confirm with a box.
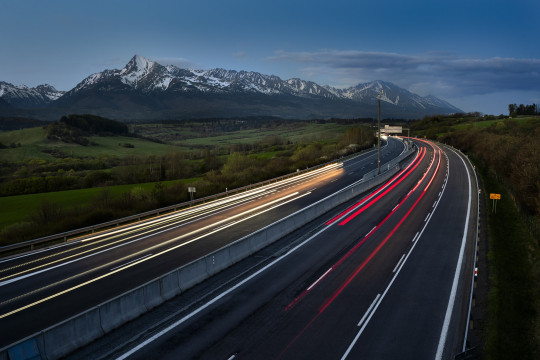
[0,127,175,162]
[0,179,195,230]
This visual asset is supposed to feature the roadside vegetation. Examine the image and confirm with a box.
[0,115,375,245]
[480,165,539,360]
[410,111,540,359]
[412,113,539,221]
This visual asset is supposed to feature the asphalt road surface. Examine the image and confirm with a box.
[118,139,478,360]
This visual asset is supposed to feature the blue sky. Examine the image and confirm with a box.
[1,0,539,115]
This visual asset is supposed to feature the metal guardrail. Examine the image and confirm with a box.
[0,144,381,256]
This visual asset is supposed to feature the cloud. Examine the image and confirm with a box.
[233,51,248,59]
[268,50,540,98]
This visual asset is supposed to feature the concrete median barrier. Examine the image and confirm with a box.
[246,228,268,254]
[228,237,255,264]
[42,307,103,359]
[99,286,148,333]
[205,247,233,276]
[178,258,208,291]
[159,270,181,302]
[143,279,164,308]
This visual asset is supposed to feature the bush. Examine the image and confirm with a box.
[0,222,38,246]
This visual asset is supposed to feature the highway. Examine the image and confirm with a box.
[0,137,407,349]
[114,139,478,360]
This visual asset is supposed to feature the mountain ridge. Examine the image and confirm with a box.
[0,54,462,120]
[0,82,64,109]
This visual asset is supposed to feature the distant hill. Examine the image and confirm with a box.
[46,114,129,145]
[57,114,128,135]
[0,116,48,131]
[0,55,463,121]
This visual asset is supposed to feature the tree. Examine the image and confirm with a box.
[509,103,517,116]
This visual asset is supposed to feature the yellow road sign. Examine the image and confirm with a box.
[490,193,501,200]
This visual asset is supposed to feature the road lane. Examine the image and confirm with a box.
[341,143,477,360]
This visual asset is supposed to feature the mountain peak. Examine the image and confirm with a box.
[120,55,156,84]
[36,84,58,92]
[131,54,153,67]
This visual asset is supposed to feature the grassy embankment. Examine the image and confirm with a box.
[0,179,197,230]
[479,165,539,360]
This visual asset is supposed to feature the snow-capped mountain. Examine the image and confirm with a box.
[1,55,462,120]
[328,80,462,113]
[0,82,64,108]
[64,54,339,99]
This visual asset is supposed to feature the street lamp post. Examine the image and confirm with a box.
[377,90,383,175]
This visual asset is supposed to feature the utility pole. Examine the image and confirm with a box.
[377,90,383,174]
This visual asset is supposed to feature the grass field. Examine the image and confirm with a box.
[0,127,177,161]
[0,122,349,161]
[138,122,349,148]
[0,179,197,230]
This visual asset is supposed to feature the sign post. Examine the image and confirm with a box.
[188,187,196,203]
[490,193,501,213]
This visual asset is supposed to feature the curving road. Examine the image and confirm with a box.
[116,139,478,360]
[0,137,407,349]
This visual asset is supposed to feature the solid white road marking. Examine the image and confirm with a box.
[435,148,472,360]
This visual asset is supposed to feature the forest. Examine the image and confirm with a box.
[46,114,129,145]
[412,113,539,220]
[508,103,539,117]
